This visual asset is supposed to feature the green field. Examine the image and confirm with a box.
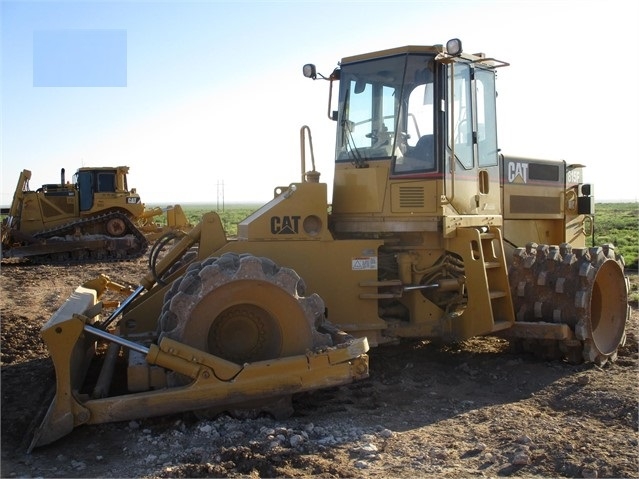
[592,202,639,269]
[150,203,261,238]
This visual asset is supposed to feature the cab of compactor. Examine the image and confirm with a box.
[306,39,508,235]
[307,40,593,249]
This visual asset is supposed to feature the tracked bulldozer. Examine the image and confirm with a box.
[1,166,192,264]
[28,39,629,450]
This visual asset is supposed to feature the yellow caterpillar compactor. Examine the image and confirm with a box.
[28,39,629,450]
[1,166,191,263]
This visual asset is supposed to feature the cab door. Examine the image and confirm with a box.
[77,170,94,212]
[445,62,501,215]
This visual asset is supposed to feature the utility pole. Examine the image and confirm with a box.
[216,180,225,212]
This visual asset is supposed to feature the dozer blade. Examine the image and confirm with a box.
[30,286,370,451]
[29,287,100,451]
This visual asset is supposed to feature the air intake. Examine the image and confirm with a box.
[399,186,425,208]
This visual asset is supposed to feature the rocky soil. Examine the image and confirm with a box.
[1,258,637,478]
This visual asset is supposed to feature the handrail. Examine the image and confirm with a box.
[300,125,318,183]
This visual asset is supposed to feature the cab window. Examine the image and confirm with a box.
[448,63,473,169]
[393,82,436,173]
[476,68,498,167]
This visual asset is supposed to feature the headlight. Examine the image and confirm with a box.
[303,64,317,79]
[446,38,463,56]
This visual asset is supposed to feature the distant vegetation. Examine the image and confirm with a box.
[179,204,260,237]
[592,202,638,270]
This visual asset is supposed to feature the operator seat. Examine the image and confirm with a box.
[413,135,434,162]
[403,134,434,170]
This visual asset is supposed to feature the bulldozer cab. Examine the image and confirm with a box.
[325,41,508,221]
[76,167,118,211]
[73,166,137,212]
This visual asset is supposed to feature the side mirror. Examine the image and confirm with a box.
[303,64,340,121]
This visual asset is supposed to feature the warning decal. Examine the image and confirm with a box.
[351,257,378,271]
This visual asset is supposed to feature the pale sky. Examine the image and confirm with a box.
[2,0,638,205]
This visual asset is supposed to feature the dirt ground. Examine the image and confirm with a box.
[1,258,637,478]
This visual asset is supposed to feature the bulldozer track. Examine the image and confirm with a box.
[27,211,149,265]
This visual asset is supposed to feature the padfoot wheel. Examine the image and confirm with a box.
[508,243,628,365]
[157,252,335,416]
[159,252,332,362]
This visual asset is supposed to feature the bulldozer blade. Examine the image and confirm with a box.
[28,287,99,452]
[29,284,370,451]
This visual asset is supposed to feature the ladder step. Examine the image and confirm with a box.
[484,261,501,269]
[480,232,496,239]
[489,290,507,299]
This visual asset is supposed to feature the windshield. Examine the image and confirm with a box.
[336,53,437,173]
